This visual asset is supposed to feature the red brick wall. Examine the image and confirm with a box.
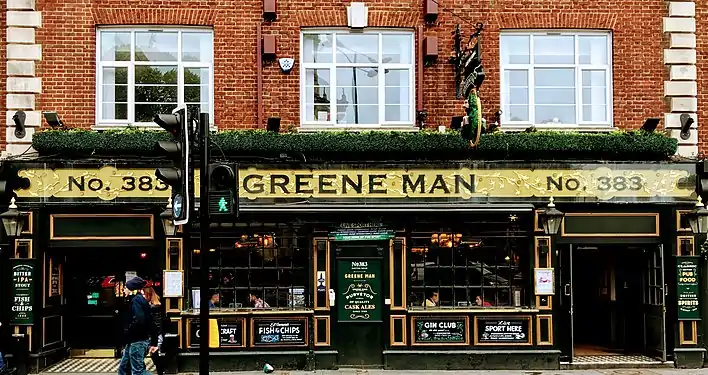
[34,0,667,132]
[697,2,708,154]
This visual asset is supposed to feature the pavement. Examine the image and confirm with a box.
[39,370,708,375]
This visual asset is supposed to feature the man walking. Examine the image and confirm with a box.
[118,277,157,375]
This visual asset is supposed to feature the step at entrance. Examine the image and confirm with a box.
[40,358,156,373]
[561,355,674,369]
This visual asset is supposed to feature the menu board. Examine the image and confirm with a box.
[252,318,307,346]
[337,259,382,322]
[677,256,700,320]
[413,317,467,344]
[10,259,35,325]
[476,317,531,345]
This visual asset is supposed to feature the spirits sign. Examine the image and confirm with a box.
[677,256,700,320]
[10,259,35,325]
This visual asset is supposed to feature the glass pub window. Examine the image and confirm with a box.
[300,30,415,128]
[97,28,213,126]
[500,31,612,129]
[190,223,309,309]
[408,216,530,308]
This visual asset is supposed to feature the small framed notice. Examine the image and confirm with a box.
[163,270,184,297]
[534,268,554,295]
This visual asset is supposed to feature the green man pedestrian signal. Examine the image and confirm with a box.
[207,163,238,217]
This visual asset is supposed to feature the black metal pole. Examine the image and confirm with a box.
[198,113,210,375]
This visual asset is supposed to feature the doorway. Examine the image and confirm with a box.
[333,243,385,367]
[563,244,666,361]
[62,247,159,357]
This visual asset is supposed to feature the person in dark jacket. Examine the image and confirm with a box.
[143,286,165,375]
[117,277,157,375]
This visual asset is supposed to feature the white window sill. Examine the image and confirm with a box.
[500,125,619,133]
[297,125,420,133]
[91,123,218,132]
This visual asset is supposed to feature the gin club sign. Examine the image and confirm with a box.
[15,165,693,201]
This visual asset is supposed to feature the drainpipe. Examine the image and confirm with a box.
[257,23,263,129]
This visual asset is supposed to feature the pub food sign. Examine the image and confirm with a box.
[11,259,35,325]
[677,257,700,320]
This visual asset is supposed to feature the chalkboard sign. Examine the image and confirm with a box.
[10,259,35,325]
[412,316,468,345]
[475,317,531,345]
[219,320,244,347]
[677,256,700,320]
[252,318,307,346]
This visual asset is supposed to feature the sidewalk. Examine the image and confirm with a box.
[40,369,708,375]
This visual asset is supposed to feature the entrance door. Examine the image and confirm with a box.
[64,248,156,356]
[643,245,667,361]
[334,243,384,367]
[558,244,574,361]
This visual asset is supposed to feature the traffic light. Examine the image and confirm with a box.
[0,164,30,204]
[154,107,191,226]
[207,163,238,217]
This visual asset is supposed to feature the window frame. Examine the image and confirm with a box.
[95,26,215,128]
[299,28,416,130]
[499,30,613,130]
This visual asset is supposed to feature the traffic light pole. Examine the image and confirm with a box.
[198,113,210,375]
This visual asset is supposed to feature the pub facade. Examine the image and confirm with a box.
[2,159,705,372]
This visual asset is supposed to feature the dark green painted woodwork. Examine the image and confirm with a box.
[563,215,657,235]
[51,215,152,238]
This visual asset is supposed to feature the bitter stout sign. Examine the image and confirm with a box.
[677,256,700,320]
[337,259,382,322]
[15,166,693,201]
[10,259,35,325]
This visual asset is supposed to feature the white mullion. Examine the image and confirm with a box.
[330,33,337,125]
[177,30,184,112]
[128,31,136,124]
[378,32,384,126]
[606,35,612,126]
[409,33,415,125]
[575,35,581,124]
[528,35,535,124]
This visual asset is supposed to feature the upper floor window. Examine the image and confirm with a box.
[500,31,612,129]
[97,28,213,127]
[300,30,415,129]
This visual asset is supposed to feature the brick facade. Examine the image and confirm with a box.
[1,0,683,153]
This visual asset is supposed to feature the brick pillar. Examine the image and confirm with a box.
[5,0,41,156]
[663,1,697,157]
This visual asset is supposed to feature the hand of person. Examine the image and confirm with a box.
[148,346,158,354]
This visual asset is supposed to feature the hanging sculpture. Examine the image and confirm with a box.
[450,23,486,147]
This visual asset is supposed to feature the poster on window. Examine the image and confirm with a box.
[677,256,700,320]
[10,259,35,325]
[534,268,554,295]
[337,259,382,322]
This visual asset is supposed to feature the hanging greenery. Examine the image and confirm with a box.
[31,128,678,161]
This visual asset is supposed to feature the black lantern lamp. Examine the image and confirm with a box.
[1,197,24,238]
[161,197,178,237]
[539,197,565,235]
[688,196,708,234]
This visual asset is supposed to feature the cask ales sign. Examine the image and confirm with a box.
[15,165,693,201]
[337,259,382,322]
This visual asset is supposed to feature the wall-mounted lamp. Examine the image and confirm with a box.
[0,197,24,238]
[641,118,660,133]
[262,35,276,61]
[539,196,565,235]
[424,36,438,66]
[263,0,277,22]
[267,117,281,133]
[680,113,695,140]
[42,111,65,129]
[160,197,177,237]
[12,110,26,139]
[424,0,438,24]
[687,196,708,234]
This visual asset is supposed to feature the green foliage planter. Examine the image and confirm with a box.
[32,128,678,161]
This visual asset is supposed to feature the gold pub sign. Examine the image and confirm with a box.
[14,165,693,201]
